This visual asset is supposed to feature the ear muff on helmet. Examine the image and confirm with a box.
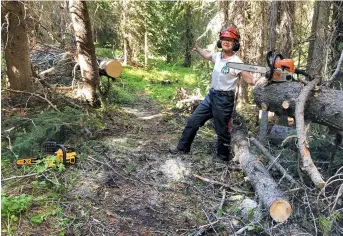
[217,40,222,48]
[217,40,240,51]
[233,41,240,51]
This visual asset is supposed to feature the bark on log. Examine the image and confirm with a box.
[253,82,343,131]
[268,124,296,145]
[97,58,123,79]
[231,127,292,223]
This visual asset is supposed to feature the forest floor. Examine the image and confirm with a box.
[0,93,293,236]
[2,91,343,236]
[61,96,246,236]
[2,79,342,235]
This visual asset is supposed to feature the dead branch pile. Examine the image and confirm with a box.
[31,43,76,86]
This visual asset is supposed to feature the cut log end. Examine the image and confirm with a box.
[282,101,290,109]
[269,200,292,223]
[100,60,123,78]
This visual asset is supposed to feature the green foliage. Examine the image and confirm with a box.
[1,107,87,159]
[88,1,121,48]
[247,225,262,232]
[116,60,209,105]
[338,42,343,51]
[318,216,332,234]
[125,163,137,173]
[1,194,34,235]
[95,47,121,59]
[1,194,34,217]
[31,213,45,225]
[99,77,136,105]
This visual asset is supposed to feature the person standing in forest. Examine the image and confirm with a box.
[169,26,255,161]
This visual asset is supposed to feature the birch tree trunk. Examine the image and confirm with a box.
[1,1,34,92]
[69,0,100,107]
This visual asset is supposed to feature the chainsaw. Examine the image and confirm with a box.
[16,141,76,167]
[226,51,312,82]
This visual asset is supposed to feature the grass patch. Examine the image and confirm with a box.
[114,60,212,105]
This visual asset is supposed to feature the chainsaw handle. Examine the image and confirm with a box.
[266,51,284,80]
[56,144,67,165]
[295,68,313,81]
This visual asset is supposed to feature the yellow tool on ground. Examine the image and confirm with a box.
[16,142,76,167]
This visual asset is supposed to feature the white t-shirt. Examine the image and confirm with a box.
[211,52,243,91]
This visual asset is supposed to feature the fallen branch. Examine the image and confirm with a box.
[192,174,248,193]
[250,137,298,186]
[295,78,325,188]
[4,88,60,112]
[2,173,38,181]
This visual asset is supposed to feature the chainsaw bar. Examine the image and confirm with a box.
[226,62,269,74]
[16,158,38,166]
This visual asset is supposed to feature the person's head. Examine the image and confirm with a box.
[217,26,240,52]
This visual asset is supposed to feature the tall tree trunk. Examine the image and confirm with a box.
[183,4,193,67]
[258,0,279,143]
[279,1,295,57]
[259,1,268,65]
[144,30,148,68]
[69,0,100,107]
[222,0,229,24]
[226,1,247,106]
[144,1,148,68]
[307,1,331,78]
[121,0,127,65]
[1,1,34,92]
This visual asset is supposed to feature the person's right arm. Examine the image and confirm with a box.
[193,41,213,61]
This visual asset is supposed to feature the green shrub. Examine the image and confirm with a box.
[1,107,87,159]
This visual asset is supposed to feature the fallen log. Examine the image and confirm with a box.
[268,124,296,146]
[231,126,292,223]
[97,58,123,79]
[253,82,343,131]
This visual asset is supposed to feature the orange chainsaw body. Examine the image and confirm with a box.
[272,59,295,81]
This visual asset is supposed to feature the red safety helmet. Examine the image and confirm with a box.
[219,27,240,41]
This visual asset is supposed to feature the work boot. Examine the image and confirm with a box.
[168,145,190,154]
[213,154,230,163]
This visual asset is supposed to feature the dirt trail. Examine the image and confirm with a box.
[66,98,233,235]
